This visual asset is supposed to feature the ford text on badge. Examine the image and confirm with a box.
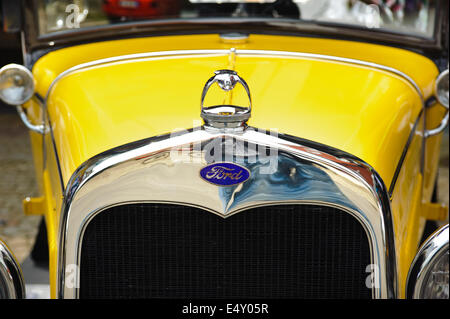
[200,162,250,186]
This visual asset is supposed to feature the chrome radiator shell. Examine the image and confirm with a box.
[57,127,397,298]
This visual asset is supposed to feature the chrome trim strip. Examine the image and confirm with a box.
[20,31,32,70]
[406,224,449,298]
[0,239,26,299]
[43,49,424,101]
[388,109,424,196]
[57,126,398,299]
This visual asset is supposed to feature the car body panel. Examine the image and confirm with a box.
[30,34,439,185]
[390,113,424,298]
[22,34,445,299]
[44,53,424,186]
[31,34,438,98]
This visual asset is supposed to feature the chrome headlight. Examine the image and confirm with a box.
[0,239,26,299]
[435,69,449,109]
[0,64,35,106]
[407,224,449,299]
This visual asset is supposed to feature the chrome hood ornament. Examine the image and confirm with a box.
[200,69,252,129]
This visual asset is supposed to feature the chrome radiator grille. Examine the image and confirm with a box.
[79,203,372,299]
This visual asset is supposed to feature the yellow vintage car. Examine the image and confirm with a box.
[0,0,448,300]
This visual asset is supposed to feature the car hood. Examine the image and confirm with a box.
[32,36,432,188]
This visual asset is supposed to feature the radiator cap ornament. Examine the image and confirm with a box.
[200,69,252,129]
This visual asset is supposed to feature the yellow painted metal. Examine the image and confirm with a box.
[42,170,60,300]
[389,105,447,297]
[21,95,61,298]
[26,98,45,194]
[32,34,438,98]
[41,54,425,188]
[422,203,449,221]
[25,34,443,298]
[29,34,438,186]
[389,113,424,298]
[22,196,45,216]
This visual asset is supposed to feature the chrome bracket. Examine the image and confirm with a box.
[16,105,48,135]
[426,69,449,138]
[425,111,449,138]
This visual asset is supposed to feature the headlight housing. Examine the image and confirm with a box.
[0,239,26,299]
[407,224,449,299]
[435,69,449,109]
[0,64,35,106]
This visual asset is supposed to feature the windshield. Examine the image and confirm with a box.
[37,0,436,38]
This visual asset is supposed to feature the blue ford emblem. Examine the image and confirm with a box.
[200,162,250,186]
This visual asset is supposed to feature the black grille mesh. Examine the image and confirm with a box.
[80,204,372,299]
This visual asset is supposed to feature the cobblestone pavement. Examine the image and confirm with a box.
[0,108,41,263]
[438,135,449,213]
[0,106,448,264]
